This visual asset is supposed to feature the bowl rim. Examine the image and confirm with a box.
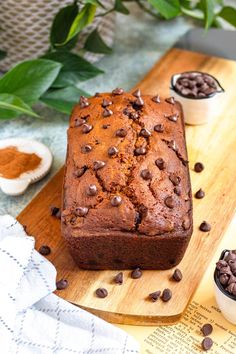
[214,249,236,302]
[170,70,224,100]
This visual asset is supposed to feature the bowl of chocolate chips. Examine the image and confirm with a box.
[214,250,236,325]
[170,71,224,125]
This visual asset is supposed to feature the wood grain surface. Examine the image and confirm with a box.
[17,48,236,325]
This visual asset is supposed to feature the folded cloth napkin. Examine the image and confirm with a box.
[0,215,140,354]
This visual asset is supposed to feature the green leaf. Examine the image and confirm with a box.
[84,0,105,8]
[84,29,112,54]
[218,6,236,27]
[0,50,6,61]
[0,59,62,105]
[63,4,96,45]
[50,3,79,48]
[41,86,89,114]
[114,0,130,15]
[0,93,38,119]
[203,0,215,29]
[42,51,103,88]
[148,0,180,19]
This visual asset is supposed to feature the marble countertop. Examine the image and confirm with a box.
[0,3,194,216]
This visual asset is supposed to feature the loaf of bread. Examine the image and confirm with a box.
[62,89,193,270]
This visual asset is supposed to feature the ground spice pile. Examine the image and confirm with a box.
[0,146,41,179]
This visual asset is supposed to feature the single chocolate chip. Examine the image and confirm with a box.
[116,128,127,137]
[39,245,51,256]
[111,195,122,206]
[201,337,213,351]
[103,108,113,117]
[134,147,147,156]
[74,166,87,177]
[79,96,89,108]
[134,97,144,107]
[82,124,93,134]
[154,124,164,133]
[194,162,204,172]
[56,279,68,290]
[75,207,89,217]
[123,108,130,116]
[95,288,108,298]
[94,160,106,170]
[129,111,139,120]
[102,124,110,129]
[165,97,175,105]
[114,272,123,285]
[161,288,172,302]
[140,169,152,180]
[219,274,229,285]
[81,144,92,153]
[174,186,181,196]
[165,196,175,209]
[132,89,141,97]
[228,274,236,285]
[226,282,236,296]
[229,260,236,274]
[152,95,160,103]
[87,184,97,196]
[167,140,177,150]
[94,92,101,97]
[149,291,161,302]
[112,88,124,95]
[108,146,118,156]
[172,269,182,282]
[169,174,181,186]
[219,265,231,275]
[225,251,236,262]
[75,118,86,127]
[102,98,112,107]
[195,188,205,199]
[50,206,60,217]
[216,260,228,270]
[140,128,151,138]
[155,158,166,170]
[199,221,211,232]
[182,217,191,230]
[166,114,178,122]
[131,268,142,279]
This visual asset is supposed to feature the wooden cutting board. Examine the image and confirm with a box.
[17,48,236,325]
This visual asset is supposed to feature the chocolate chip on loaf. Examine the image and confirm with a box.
[165,196,175,209]
[140,169,152,180]
[102,98,112,107]
[79,96,89,108]
[87,184,97,196]
[165,97,175,105]
[154,124,164,133]
[155,158,166,170]
[134,97,144,107]
[169,174,181,186]
[74,166,87,177]
[165,114,178,122]
[108,146,119,156]
[82,124,93,134]
[129,111,139,120]
[140,128,151,138]
[81,144,92,153]
[152,95,160,103]
[132,89,141,97]
[116,128,127,137]
[134,147,147,156]
[93,160,106,170]
[174,186,181,196]
[75,118,86,127]
[111,195,122,206]
[112,88,124,95]
[103,108,113,117]
[75,207,89,217]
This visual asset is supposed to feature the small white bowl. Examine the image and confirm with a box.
[214,250,236,325]
[170,71,224,125]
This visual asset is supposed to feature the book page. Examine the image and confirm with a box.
[119,217,236,353]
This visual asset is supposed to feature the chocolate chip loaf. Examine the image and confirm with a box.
[62,89,193,270]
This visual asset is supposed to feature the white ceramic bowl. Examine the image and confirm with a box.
[170,71,224,125]
[214,250,236,325]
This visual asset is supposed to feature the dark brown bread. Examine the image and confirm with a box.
[62,91,193,269]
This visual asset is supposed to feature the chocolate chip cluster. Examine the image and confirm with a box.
[216,250,236,296]
[174,72,218,98]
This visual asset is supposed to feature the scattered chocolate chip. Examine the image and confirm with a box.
[140,128,151,138]
[195,188,205,199]
[50,206,60,218]
[87,184,97,196]
[111,195,122,207]
[131,268,142,279]
[75,118,86,127]
[81,144,92,153]
[102,124,110,129]
[112,88,124,95]
[114,272,123,285]
[169,174,181,186]
[129,111,139,120]
[102,98,112,107]
[161,288,172,302]
[108,146,118,156]
[134,147,146,156]
[116,128,127,137]
[95,288,108,298]
[165,114,178,122]
[75,207,89,217]
[103,108,113,117]
[199,221,211,232]
[149,291,161,302]
[93,160,106,170]
[165,196,175,209]
[152,95,160,103]
[201,337,213,351]
[174,186,181,196]
[132,89,141,97]
[140,169,152,180]
[154,124,164,133]
[172,269,182,282]
[39,245,51,256]
[74,166,87,177]
[165,97,175,105]
[134,97,144,107]
[82,124,93,134]
[182,217,191,230]
[79,96,89,108]
[194,162,204,173]
[155,158,166,170]
[56,279,68,290]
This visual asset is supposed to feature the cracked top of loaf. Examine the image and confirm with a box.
[62,89,192,237]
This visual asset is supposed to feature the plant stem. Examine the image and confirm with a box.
[95,8,114,17]
[135,0,160,19]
